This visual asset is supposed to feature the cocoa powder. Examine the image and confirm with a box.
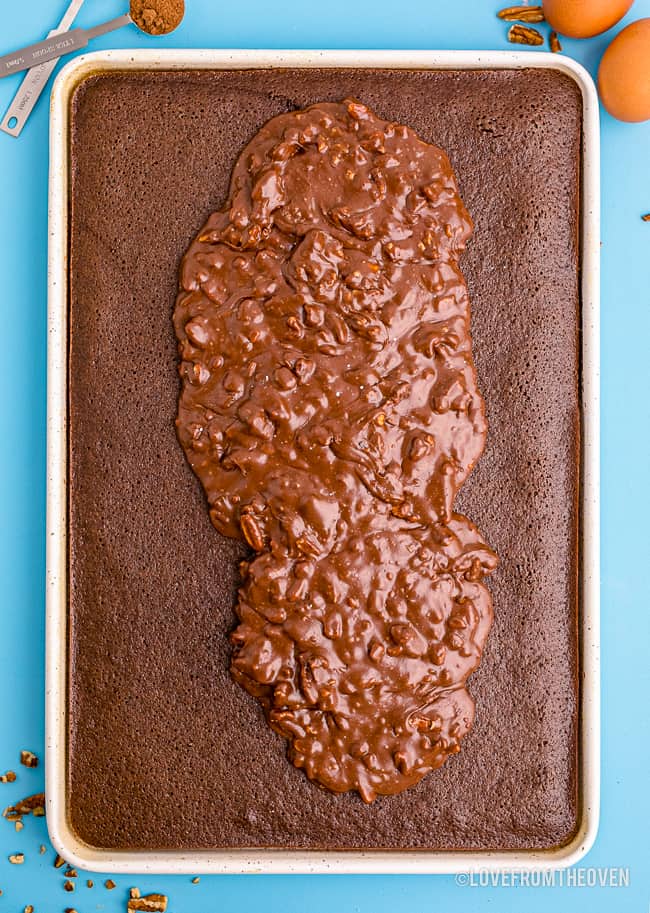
[129,0,184,35]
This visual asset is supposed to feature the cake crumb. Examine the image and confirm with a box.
[0,770,16,783]
[15,820,24,831]
[9,853,25,864]
[20,751,39,768]
[105,879,117,890]
[127,893,168,912]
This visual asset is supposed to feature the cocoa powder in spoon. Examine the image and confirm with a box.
[130,0,184,35]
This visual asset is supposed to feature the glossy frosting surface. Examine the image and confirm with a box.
[174,100,496,800]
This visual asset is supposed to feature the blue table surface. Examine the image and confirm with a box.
[1,0,649,910]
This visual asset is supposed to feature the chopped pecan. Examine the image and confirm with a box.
[508,24,544,44]
[498,4,544,22]
[127,893,169,912]
[3,792,45,823]
[240,513,265,550]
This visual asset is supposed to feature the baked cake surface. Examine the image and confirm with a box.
[68,67,581,850]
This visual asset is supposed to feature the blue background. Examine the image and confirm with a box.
[1,0,649,910]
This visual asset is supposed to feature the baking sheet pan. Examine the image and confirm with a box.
[46,49,600,874]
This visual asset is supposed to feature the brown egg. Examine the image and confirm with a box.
[542,0,634,38]
[598,18,650,122]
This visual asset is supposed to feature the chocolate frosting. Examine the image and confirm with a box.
[174,100,497,801]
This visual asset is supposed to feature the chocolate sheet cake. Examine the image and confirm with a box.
[68,67,581,850]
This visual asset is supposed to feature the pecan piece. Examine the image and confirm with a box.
[127,893,169,912]
[498,5,544,22]
[549,30,562,52]
[3,792,45,823]
[508,24,544,45]
[240,513,265,551]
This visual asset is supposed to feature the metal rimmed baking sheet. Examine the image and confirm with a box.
[46,48,600,874]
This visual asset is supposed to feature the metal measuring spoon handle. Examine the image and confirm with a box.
[1,0,87,137]
[0,49,61,136]
[0,14,132,79]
